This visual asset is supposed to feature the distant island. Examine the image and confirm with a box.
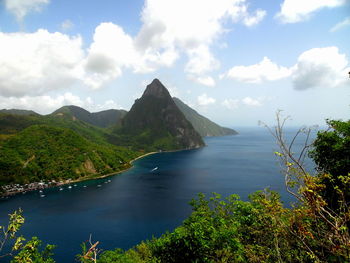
[0,79,237,196]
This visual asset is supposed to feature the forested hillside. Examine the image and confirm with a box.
[0,125,138,186]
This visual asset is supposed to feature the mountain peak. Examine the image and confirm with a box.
[142,79,171,98]
[117,79,205,151]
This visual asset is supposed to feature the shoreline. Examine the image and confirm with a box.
[0,145,204,198]
[0,151,158,198]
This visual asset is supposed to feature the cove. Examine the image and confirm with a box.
[0,127,311,262]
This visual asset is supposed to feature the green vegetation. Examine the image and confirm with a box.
[1,117,349,262]
[78,117,349,263]
[0,109,39,116]
[0,112,116,146]
[0,209,55,263]
[52,106,127,128]
[0,125,138,186]
[0,79,207,190]
[309,119,350,211]
[173,97,238,137]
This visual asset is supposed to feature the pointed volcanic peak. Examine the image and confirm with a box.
[116,79,205,151]
[142,78,171,99]
[52,105,126,128]
[173,98,238,137]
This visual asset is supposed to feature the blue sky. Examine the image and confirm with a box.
[0,0,349,127]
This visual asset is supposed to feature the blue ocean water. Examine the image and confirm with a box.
[0,127,314,262]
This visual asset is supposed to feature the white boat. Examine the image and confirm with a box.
[83,185,87,188]
[97,185,101,187]
[40,194,45,198]
[59,188,63,191]
[39,190,43,193]
[68,186,72,189]
[151,167,158,172]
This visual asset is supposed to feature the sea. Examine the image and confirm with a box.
[0,127,315,262]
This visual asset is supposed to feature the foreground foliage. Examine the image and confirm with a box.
[1,117,349,262]
[0,209,55,262]
[86,117,350,263]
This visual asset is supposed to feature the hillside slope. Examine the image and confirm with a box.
[173,97,238,137]
[52,105,127,128]
[0,109,39,116]
[0,113,112,146]
[0,125,137,186]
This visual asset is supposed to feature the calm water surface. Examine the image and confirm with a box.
[0,127,313,262]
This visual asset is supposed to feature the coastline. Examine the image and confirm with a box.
[0,145,204,198]
[0,151,158,198]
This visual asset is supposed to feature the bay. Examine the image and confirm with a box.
[0,127,313,262]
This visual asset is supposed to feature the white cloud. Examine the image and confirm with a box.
[0,0,268,95]
[83,23,137,89]
[88,99,123,112]
[276,0,345,23]
[330,17,350,32]
[0,93,84,114]
[137,0,266,84]
[197,93,216,106]
[61,19,74,31]
[224,57,291,83]
[83,23,180,89]
[4,0,50,22]
[242,9,266,27]
[292,46,349,90]
[137,0,260,50]
[0,30,84,97]
[222,97,265,110]
[189,75,216,87]
[185,45,220,75]
[223,46,349,90]
[222,99,239,109]
[0,93,122,114]
[242,96,262,106]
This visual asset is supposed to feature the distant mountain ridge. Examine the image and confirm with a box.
[52,105,127,128]
[0,109,39,116]
[113,79,205,151]
[173,98,238,137]
[0,78,237,191]
[2,93,237,138]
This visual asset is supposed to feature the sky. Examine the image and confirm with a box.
[0,0,349,127]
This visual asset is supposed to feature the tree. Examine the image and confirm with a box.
[0,209,55,262]
[264,113,350,261]
[309,119,350,178]
[308,120,350,212]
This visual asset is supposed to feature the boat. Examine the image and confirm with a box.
[151,167,158,172]
[68,186,72,189]
[97,185,101,187]
[40,194,45,198]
